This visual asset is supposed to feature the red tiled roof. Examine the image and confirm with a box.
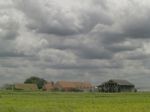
[55,81,92,90]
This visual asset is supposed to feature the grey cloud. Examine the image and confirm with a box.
[14,0,112,36]
[14,0,81,36]
[105,40,140,53]
[0,51,27,58]
[106,45,136,52]
[1,30,18,40]
[46,37,113,60]
[92,24,126,44]
[0,21,19,40]
[123,14,150,38]
[102,60,123,69]
[0,39,29,58]
[0,59,23,68]
[78,9,112,34]
[92,0,108,9]
[76,47,113,59]
[118,1,150,39]
[92,0,150,47]
[101,32,125,44]
[124,51,149,60]
[0,4,19,40]
[1,0,150,90]
[58,41,113,60]
[37,62,99,70]
[0,18,19,39]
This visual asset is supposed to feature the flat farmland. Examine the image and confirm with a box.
[0,91,150,112]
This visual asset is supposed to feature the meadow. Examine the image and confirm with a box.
[0,91,150,112]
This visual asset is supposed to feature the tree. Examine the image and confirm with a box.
[24,76,47,89]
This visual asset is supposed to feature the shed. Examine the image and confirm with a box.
[98,79,135,92]
[15,83,38,91]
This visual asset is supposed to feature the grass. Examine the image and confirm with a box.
[0,91,150,112]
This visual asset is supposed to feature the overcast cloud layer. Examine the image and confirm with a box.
[1,0,150,90]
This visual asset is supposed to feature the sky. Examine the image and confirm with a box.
[1,0,150,90]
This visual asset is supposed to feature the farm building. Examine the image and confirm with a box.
[98,79,135,92]
[43,82,54,91]
[55,81,92,92]
[14,83,38,91]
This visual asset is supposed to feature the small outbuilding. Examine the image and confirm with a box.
[98,79,135,92]
[14,83,38,91]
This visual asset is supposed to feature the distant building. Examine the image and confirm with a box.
[98,79,135,92]
[43,82,54,91]
[55,81,92,92]
[14,83,38,91]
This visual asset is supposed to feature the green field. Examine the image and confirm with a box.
[0,91,150,112]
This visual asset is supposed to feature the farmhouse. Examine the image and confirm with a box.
[14,83,38,91]
[43,82,54,91]
[98,79,135,92]
[55,81,92,92]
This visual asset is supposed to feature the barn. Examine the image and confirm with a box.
[55,81,92,92]
[98,79,135,92]
[14,83,38,91]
